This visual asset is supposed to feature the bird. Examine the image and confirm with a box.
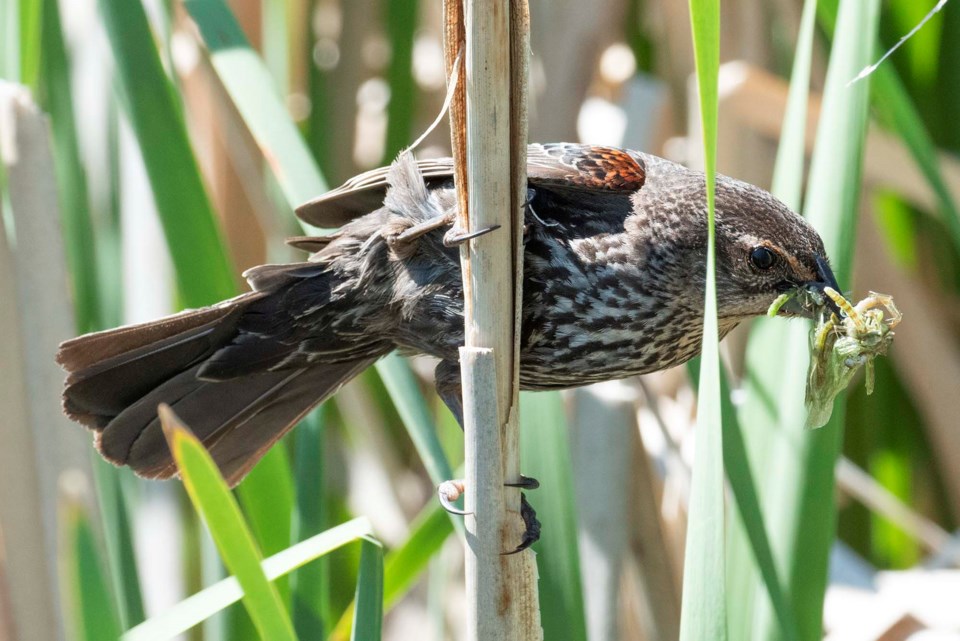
[57,143,839,493]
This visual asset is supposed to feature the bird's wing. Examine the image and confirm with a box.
[524,143,646,193]
[295,143,646,228]
[296,158,455,228]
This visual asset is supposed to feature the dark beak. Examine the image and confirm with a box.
[778,255,844,319]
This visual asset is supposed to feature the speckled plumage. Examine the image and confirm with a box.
[58,143,834,484]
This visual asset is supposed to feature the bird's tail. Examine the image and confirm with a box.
[57,287,381,486]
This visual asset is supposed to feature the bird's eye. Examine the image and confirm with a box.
[749,246,777,271]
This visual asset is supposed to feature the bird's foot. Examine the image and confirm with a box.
[438,479,470,515]
[503,493,541,555]
[437,476,542,553]
[442,223,501,247]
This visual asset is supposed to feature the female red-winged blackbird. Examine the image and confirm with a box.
[58,143,838,486]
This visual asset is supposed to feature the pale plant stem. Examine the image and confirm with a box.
[443,0,541,638]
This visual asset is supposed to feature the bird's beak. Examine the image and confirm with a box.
[778,255,843,319]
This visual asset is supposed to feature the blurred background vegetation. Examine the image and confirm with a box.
[1,0,959,639]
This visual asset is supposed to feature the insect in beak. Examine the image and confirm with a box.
[774,255,844,319]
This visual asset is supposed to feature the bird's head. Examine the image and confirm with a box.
[711,175,840,322]
[631,157,839,326]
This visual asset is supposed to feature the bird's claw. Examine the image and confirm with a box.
[443,224,501,247]
[438,479,471,516]
[503,493,541,555]
[504,474,540,490]
[437,476,542,552]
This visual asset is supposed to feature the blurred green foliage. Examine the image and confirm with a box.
[4,0,957,638]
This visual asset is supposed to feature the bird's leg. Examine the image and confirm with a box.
[390,212,455,246]
[442,223,501,247]
[434,359,470,514]
[434,359,464,426]
[434,359,542,552]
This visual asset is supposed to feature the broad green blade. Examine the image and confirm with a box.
[685,360,799,641]
[383,501,454,608]
[721,383,798,641]
[382,0,418,163]
[41,0,146,627]
[771,0,819,211]
[807,0,876,266]
[159,406,297,641]
[176,7,460,639]
[228,429,297,638]
[373,356,463,536]
[820,0,960,258]
[0,2,15,79]
[91,459,146,630]
[726,2,818,638]
[350,538,384,641]
[376,354,456,491]
[292,408,332,639]
[737,320,813,641]
[849,0,947,86]
[61,497,123,641]
[304,3,333,179]
[235,446,296,604]
[18,0,41,87]
[793,11,879,627]
[938,3,960,153]
[124,518,375,640]
[746,1,879,639]
[186,499,224,641]
[871,64,960,253]
[805,0,878,277]
[182,2,461,545]
[38,0,103,333]
[680,0,726,639]
[845,357,923,568]
[331,497,456,641]
[99,0,235,307]
[520,391,587,641]
[183,0,327,210]
[144,0,326,620]
[100,98,125,328]
[260,0,291,94]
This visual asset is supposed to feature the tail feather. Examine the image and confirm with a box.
[197,334,296,381]
[204,359,377,484]
[57,293,257,373]
[96,365,212,470]
[62,304,252,427]
[58,274,387,486]
[96,357,377,485]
